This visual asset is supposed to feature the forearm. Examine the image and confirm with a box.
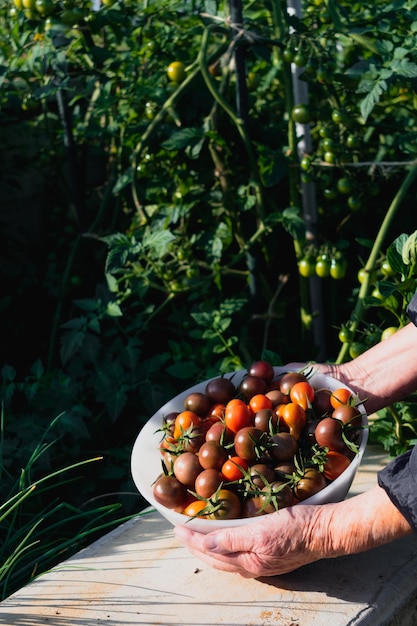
[322,323,417,413]
[311,484,413,559]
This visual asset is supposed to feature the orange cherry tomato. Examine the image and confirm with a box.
[182,499,208,518]
[289,381,315,409]
[210,403,226,419]
[221,456,249,481]
[224,399,252,433]
[173,410,201,440]
[330,387,353,409]
[277,402,307,440]
[249,393,273,414]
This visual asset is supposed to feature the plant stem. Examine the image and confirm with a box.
[336,161,417,363]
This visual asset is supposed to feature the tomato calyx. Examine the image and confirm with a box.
[185,484,242,521]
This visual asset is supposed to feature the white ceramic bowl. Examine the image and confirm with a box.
[131,367,368,533]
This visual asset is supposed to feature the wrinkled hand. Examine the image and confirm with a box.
[174,504,328,578]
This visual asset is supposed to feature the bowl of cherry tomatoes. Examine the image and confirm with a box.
[131,363,368,533]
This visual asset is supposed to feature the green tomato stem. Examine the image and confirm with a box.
[336,161,417,363]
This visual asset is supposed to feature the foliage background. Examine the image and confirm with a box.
[1,0,417,597]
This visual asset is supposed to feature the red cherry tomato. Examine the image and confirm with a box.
[224,399,252,433]
[221,456,249,481]
[323,451,351,481]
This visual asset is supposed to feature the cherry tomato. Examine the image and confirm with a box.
[349,342,366,358]
[198,440,228,470]
[194,468,224,498]
[293,52,307,67]
[323,451,351,481]
[173,410,201,440]
[224,398,252,433]
[330,388,353,409]
[347,195,362,211]
[167,61,186,83]
[315,256,331,278]
[330,258,347,280]
[208,489,242,520]
[221,456,249,481]
[336,177,352,195]
[381,326,399,341]
[242,496,268,517]
[291,104,311,124]
[248,360,275,382]
[205,377,236,405]
[312,389,332,417]
[152,474,188,510]
[332,404,362,428]
[234,426,266,463]
[260,481,294,512]
[293,467,327,500]
[205,421,234,446]
[282,47,295,63]
[338,327,354,343]
[173,452,202,488]
[239,375,267,399]
[381,260,396,277]
[279,371,308,395]
[249,393,273,414]
[346,133,361,150]
[331,109,346,125]
[357,268,376,284]
[314,417,346,451]
[289,381,315,410]
[298,257,316,278]
[277,402,307,440]
[253,407,279,432]
[35,0,54,15]
[268,432,298,462]
[249,463,276,488]
[182,499,208,518]
[183,391,212,416]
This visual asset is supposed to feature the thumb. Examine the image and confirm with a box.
[203,527,252,554]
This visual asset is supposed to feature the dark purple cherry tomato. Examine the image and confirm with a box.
[152,474,188,509]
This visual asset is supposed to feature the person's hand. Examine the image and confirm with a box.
[174,485,413,578]
[174,503,327,578]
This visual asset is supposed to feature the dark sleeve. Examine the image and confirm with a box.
[376,291,417,530]
[406,292,417,326]
[378,447,417,532]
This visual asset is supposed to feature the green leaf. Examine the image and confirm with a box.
[281,206,306,243]
[142,229,176,258]
[60,331,85,365]
[360,79,387,121]
[106,302,123,317]
[161,128,205,151]
[113,168,132,195]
